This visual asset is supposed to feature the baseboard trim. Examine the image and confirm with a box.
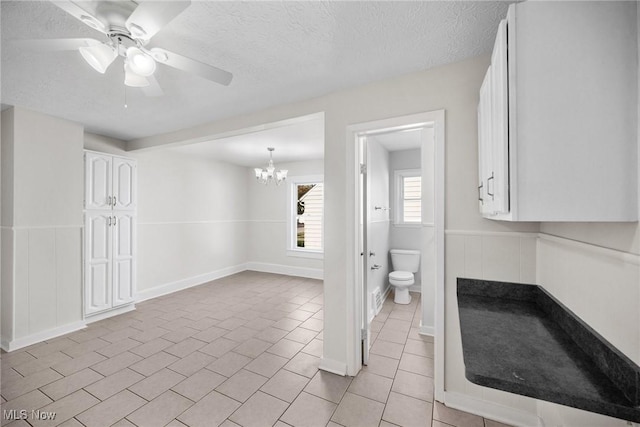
[246,262,323,280]
[1,321,87,352]
[85,304,136,323]
[319,357,348,376]
[419,322,435,336]
[135,263,248,302]
[443,391,542,427]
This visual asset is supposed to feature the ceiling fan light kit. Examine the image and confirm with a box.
[17,0,233,96]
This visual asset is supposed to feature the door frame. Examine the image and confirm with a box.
[345,110,445,401]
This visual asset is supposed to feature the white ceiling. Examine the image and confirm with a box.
[370,128,424,152]
[0,1,513,142]
[167,113,324,167]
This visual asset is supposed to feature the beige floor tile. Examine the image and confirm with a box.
[303,371,352,404]
[161,326,199,344]
[2,368,23,384]
[39,368,103,401]
[361,354,399,379]
[272,318,302,332]
[188,317,221,331]
[255,327,289,344]
[167,351,215,377]
[164,337,206,358]
[1,351,36,369]
[331,392,385,427]
[62,338,111,358]
[206,352,252,377]
[172,368,226,402]
[301,339,323,358]
[84,368,145,400]
[126,390,193,427]
[130,327,171,343]
[299,318,323,332]
[51,351,106,376]
[347,371,393,403]
[0,390,52,427]
[216,317,247,330]
[388,310,414,322]
[30,390,100,427]
[232,338,271,358]
[128,368,185,400]
[404,339,434,358]
[433,420,454,427]
[177,391,241,427]
[130,337,173,358]
[200,337,240,358]
[376,329,409,345]
[267,339,304,359]
[229,391,289,427]
[224,326,259,342]
[1,368,62,401]
[11,351,71,377]
[99,327,139,344]
[370,340,404,360]
[391,369,434,402]
[283,352,320,378]
[285,328,318,344]
[96,338,141,358]
[216,369,268,403]
[299,303,322,313]
[57,418,85,427]
[129,351,179,376]
[280,391,337,427]
[244,352,289,378]
[398,353,434,378]
[484,419,514,427]
[433,401,484,427]
[382,392,433,427]
[191,326,227,343]
[25,339,76,359]
[110,419,136,427]
[243,318,276,331]
[260,369,309,403]
[76,390,146,427]
[90,351,143,376]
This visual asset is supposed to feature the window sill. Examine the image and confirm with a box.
[287,249,324,260]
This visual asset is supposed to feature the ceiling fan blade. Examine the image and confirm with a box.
[51,1,106,33]
[11,38,102,51]
[150,47,233,86]
[125,1,191,41]
[142,75,164,97]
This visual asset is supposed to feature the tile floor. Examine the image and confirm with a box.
[1,271,512,427]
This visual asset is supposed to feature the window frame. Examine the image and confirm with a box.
[394,169,422,227]
[286,175,324,259]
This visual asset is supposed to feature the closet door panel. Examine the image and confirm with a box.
[112,213,135,307]
[85,152,112,210]
[84,213,112,315]
[112,157,137,211]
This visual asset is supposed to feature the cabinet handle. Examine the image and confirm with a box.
[107,196,112,206]
[478,183,484,203]
[487,173,495,200]
[113,196,117,207]
[107,216,111,226]
[371,264,382,270]
[113,216,117,226]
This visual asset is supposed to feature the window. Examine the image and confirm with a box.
[395,169,422,224]
[288,176,324,258]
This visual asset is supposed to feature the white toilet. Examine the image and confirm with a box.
[389,249,421,304]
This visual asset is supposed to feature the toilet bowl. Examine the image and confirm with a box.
[389,249,420,304]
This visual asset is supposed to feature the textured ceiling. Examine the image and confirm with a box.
[1,1,512,141]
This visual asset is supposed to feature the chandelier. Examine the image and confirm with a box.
[254,147,288,185]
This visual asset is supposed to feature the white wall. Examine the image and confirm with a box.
[247,159,324,279]
[133,149,250,300]
[1,107,84,350]
[366,139,390,319]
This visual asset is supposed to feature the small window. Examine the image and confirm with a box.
[288,176,324,258]
[395,170,422,224]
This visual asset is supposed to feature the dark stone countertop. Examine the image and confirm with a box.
[457,278,640,423]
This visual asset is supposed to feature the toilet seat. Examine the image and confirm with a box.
[389,271,413,281]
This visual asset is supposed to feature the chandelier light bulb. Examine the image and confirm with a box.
[254,148,287,185]
[126,46,156,77]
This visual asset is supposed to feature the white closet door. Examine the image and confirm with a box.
[112,157,137,211]
[85,152,112,210]
[112,212,135,307]
[84,212,112,315]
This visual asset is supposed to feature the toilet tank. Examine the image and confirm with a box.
[390,249,421,272]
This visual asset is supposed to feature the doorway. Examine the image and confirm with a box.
[346,110,445,400]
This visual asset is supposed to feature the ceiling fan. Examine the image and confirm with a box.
[15,0,232,95]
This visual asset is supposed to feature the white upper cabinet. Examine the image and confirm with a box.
[479,1,638,221]
[85,151,137,211]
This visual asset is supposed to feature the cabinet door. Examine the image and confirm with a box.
[478,66,493,215]
[85,152,112,210]
[84,213,112,315]
[112,213,135,307]
[489,19,509,214]
[112,157,137,211]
